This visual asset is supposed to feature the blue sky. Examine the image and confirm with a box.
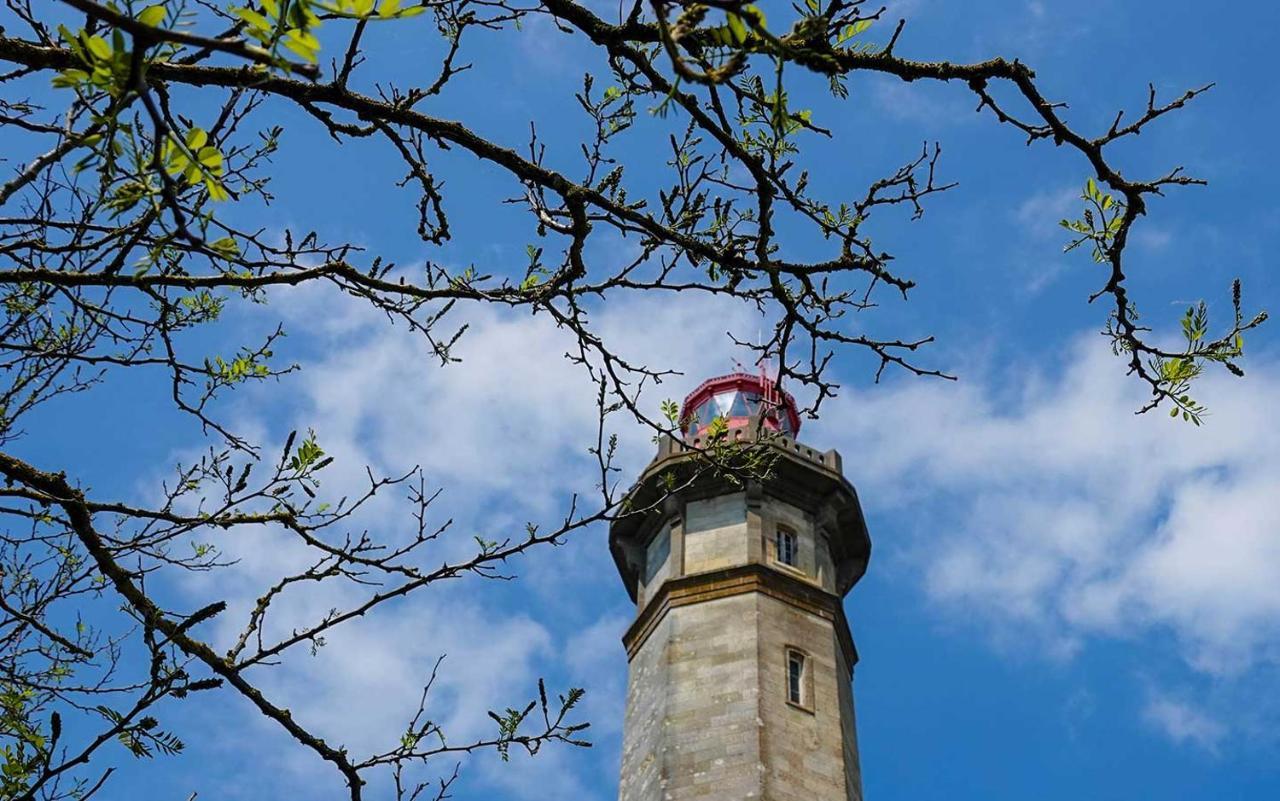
[5,0,1280,799]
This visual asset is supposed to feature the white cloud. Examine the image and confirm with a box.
[267,283,759,507]
[1014,184,1080,240]
[869,78,974,126]
[1131,224,1174,251]
[1008,184,1081,294]
[248,593,557,787]
[1142,693,1227,752]
[971,0,1092,59]
[881,0,932,19]
[1119,472,1280,674]
[821,332,1280,738]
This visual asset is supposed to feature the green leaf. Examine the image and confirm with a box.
[282,29,321,63]
[742,4,767,29]
[205,179,231,202]
[84,35,113,62]
[232,7,272,33]
[839,19,873,43]
[660,398,680,424]
[51,69,91,88]
[137,4,167,27]
[196,146,223,174]
[185,127,208,151]
[209,236,240,257]
[726,13,747,44]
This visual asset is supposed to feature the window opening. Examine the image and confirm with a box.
[776,527,797,567]
[787,650,806,705]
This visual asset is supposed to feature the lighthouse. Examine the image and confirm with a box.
[610,370,871,801]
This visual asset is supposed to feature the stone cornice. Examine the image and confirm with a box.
[622,563,859,670]
[609,438,872,603]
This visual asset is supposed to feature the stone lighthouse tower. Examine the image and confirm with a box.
[610,371,871,801]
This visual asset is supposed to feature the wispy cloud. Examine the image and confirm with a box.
[1014,184,1080,241]
[1142,692,1227,752]
[1005,184,1082,293]
[869,77,975,126]
[1131,224,1175,252]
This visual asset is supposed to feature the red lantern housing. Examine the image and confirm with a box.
[679,369,802,440]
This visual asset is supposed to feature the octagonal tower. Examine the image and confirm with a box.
[611,370,871,801]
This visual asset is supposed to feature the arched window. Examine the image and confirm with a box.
[775,526,797,567]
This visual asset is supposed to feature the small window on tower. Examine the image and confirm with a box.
[786,649,806,706]
[775,526,797,567]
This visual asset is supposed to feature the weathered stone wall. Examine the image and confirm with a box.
[618,594,763,801]
[618,610,670,801]
[683,492,747,573]
[835,645,863,801]
[619,585,860,801]
[756,592,854,801]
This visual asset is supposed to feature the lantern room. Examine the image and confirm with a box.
[680,370,802,439]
